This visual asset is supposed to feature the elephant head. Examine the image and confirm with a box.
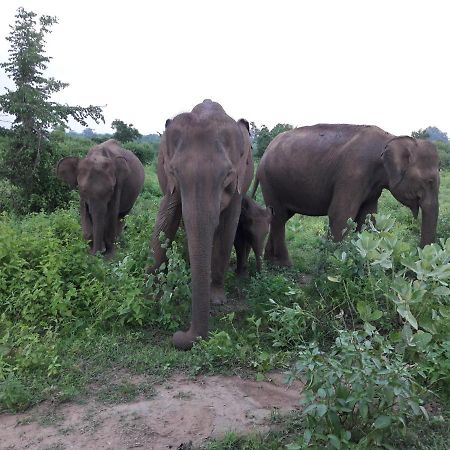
[159,100,253,349]
[382,136,440,247]
[57,153,130,255]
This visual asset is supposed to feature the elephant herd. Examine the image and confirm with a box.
[57,99,441,350]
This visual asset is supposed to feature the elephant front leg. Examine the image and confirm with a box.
[355,197,379,231]
[328,191,362,241]
[211,195,242,304]
[235,235,250,278]
[149,192,182,272]
[80,200,93,249]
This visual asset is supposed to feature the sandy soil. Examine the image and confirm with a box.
[0,373,303,450]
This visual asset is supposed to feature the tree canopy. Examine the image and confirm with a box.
[111,119,141,143]
[254,123,293,158]
[0,7,104,212]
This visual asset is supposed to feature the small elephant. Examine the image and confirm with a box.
[234,195,273,277]
[255,124,440,267]
[150,100,253,350]
[57,139,145,257]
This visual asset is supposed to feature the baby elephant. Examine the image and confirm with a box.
[57,139,145,257]
[234,195,273,276]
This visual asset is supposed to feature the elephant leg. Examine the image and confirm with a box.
[234,234,249,277]
[211,195,242,304]
[252,238,263,273]
[149,192,182,272]
[265,209,293,267]
[80,200,93,248]
[104,216,121,259]
[355,198,379,231]
[328,192,362,241]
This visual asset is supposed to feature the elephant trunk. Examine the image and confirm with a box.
[91,206,107,255]
[172,192,219,350]
[419,195,439,247]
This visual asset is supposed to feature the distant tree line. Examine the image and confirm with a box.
[412,126,448,143]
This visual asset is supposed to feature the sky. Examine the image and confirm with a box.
[0,0,449,136]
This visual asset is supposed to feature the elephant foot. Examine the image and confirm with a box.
[267,256,293,268]
[103,248,116,260]
[173,328,204,350]
[211,286,227,305]
[235,268,249,278]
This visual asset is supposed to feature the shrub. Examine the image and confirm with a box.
[287,331,428,449]
[123,141,158,165]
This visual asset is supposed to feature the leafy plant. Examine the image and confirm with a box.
[145,236,192,331]
[287,331,428,449]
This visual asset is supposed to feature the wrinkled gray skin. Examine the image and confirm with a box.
[255,124,440,267]
[234,195,273,276]
[57,139,145,257]
[150,100,253,350]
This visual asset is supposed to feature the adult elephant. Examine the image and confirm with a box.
[57,139,145,257]
[150,100,253,350]
[255,124,440,267]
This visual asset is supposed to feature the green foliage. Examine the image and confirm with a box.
[287,331,427,449]
[0,210,148,382]
[254,123,293,158]
[0,7,103,213]
[123,141,158,165]
[111,119,141,143]
[145,237,192,331]
[436,141,450,169]
[411,128,430,139]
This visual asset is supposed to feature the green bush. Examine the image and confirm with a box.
[287,331,427,449]
[123,141,158,165]
[436,141,450,169]
[0,210,148,380]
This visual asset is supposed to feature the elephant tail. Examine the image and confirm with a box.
[250,177,259,199]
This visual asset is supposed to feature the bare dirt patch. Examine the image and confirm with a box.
[1,373,303,450]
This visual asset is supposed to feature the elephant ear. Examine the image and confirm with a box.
[236,118,252,195]
[381,137,415,189]
[56,156,80,189]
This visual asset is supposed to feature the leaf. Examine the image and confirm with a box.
[327,434,342,449]
[304,429,312,445]
[327,275,341,283]
[411,331,432,350]
[316,403,328,417]
[359,401,369,420]
[374,415,392,429]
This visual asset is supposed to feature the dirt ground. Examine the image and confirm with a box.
[0,373,304,450]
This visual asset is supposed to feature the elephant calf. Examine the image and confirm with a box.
[234,195,273,276]
[255,124,440,267]
[57,139,145,257]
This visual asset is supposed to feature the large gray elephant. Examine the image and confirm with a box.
[57,139,145,257]
[150,100,253,350]
[255,124,440,266]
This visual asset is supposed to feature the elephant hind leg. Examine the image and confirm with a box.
[260,184,293,267]
[265,210,293,267]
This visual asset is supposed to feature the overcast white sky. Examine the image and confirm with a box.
[0,0,449,136]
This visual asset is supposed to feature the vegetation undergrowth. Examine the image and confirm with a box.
[0,154,449,448]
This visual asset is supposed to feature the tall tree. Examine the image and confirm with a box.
[411,129,430,139]
[0,7,104,213]
[255,123,293,158]
[111,119,141,143]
